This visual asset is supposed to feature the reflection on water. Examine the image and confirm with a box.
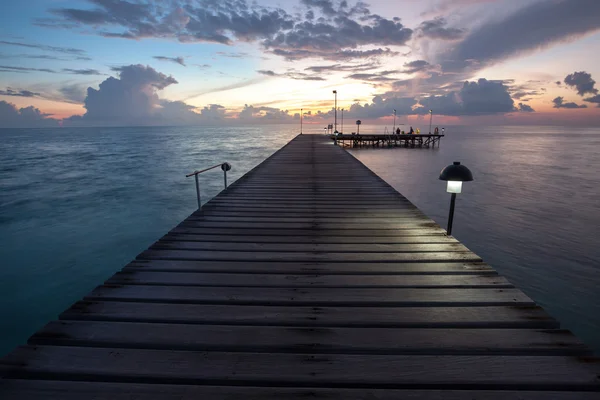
[349,125,600,351]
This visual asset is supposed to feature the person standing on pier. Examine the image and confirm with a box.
[434,127,439,135]
[409,126,414,134]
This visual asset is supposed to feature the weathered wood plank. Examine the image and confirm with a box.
[86,285,534,306]
[163,233,450,244]
[30,321,589,356]
[151,241,470,254]
[2,346,599,389]
[107,271,512,288]
[3,381,598,400]
[137,249,481,263]
[126,260,495,274]
[178,221,442,230]
[60,302,560,329]
[170,227,449,236]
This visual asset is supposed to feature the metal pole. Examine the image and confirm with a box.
[194,174,201,209]
[341,109,344,133]
[300,108,303,135]
[334,91,337,133]
[447,193,456,236]
[223,170,228,189]
[393,109,396,133]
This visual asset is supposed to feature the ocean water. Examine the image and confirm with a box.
[0,124,599,356]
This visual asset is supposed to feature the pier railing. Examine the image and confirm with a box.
[186,162,231,209]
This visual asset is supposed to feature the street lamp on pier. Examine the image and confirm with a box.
[429,109,433,134]
[333,90,338,133]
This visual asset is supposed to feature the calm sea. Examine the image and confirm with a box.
[0,124,599,355]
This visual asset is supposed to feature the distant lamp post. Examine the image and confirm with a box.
[356,119,361,134]
[333,90,338,133]
[341,109,344,134]
[300,108,303,135]
[429,109,433,134]
[439,162,474,236]
[442,127,445,135]
[393,109,397,133]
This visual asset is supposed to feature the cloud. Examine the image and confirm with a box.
[59,83,89,104]
[417,17,465,40]
[517,103,535,112]
[0,40,87,55]
[402,60,432,74]
[0,65,56,73]
[238,104,295,122]
[346,70,398,82]
[0,100,58,128]
[552,96,587,109]
[42,1,411,62]
[564,71,598,96]
[583,94,600,107]
[183,77,266,100]
[153,56,186,66]
[68,64,185,124]
[441,0,600,73]
[215,52,251,59]
[62,68,104,75]
[304,62,379,73]
[0,88,40,97]
[0,53,92,61]
[257,69,326,81]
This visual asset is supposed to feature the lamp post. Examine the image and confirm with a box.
[393,109,396,133]
[356,119,361,134]
[429,109,433,134]
[439,162,474,236]
[333,90,338,133]
[341,109,344,134]
[300,108,303,135]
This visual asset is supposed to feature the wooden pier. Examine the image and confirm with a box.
[332,133,444,148]
[1,134,599,398]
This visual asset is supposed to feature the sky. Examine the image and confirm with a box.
[1,0,600,127]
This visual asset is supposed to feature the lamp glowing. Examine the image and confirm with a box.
[439,161,474,236]
[446,180,462,194]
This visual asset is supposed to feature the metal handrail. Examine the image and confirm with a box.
[186,162,231,209]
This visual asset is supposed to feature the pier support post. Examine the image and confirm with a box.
[194,174,201,209]
[224,170,228,189]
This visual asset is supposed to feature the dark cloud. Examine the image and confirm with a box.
[0,40,87,55]
[583,94,600,107]
[59,83,88,104]
[215,52,251,59]
[442,0,600,73]
[42,1,410,62]
[257,70,277,77]
[0,65,56,73]
[556,81,562,86]
[62,68,104,75]
[304,62,379,73]
[552,96,587,109]
[0,100,58,128]
[517,103,535,112]
[153,56,186,66]
[257,69,325,81]
[272,47,398,61]
[402,60,431,74]
[417,17,465,40]
[512,91,539,100]
[564,71,598,96]
[0,53,92,61]
[0,88,40,97]
[301,0,336,16]
[346,70,398,82]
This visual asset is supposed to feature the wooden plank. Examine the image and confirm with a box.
[86,285,535,306]
[187,216,433,223]
[170,227,449,236]
[150,241,470,254]
[126,260,495,274]
[60,302,560,329]
[2,346,599,389]
[163,233,450,244]
[137,249,481,263]
[107,271,513,288]
[30,321,589,356]
[178,221,443,230]
[3,381,598,400]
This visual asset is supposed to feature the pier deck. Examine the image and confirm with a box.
[1,134,599,398]
[332,133,444,148]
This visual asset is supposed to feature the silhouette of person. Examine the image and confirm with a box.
[409,126,414,134]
